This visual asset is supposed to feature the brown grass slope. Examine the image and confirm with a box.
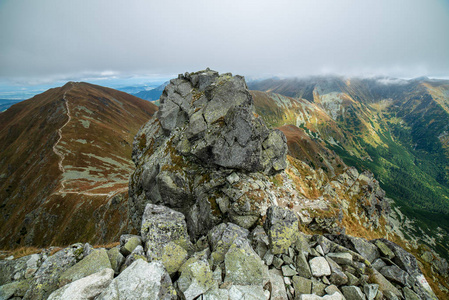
[0,82,157,249]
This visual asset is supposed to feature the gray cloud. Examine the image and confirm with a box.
[1,0,448,84]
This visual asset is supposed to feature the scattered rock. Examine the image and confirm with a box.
[309,257,331,277]
[23,243,84,300]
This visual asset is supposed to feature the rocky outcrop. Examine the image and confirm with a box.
[129,69,287,239]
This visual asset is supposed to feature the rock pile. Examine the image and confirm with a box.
[129,69,287,239]
[0,205,439,299]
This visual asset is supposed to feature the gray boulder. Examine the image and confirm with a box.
[97,260,176,299]
[48,268,114,300]
[58,248,112,287]
[309,257,331,277]
[224,238,269,285]
[23,243,84,300]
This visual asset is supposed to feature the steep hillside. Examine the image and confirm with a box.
[0,82,157,248]
[250,78,449,260]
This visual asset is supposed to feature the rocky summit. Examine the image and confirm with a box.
[0,70,446,299]
[129,69,287,238]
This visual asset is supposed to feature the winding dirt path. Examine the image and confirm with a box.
[51,83,128,198]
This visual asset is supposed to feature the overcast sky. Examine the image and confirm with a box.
[1,0,449,85]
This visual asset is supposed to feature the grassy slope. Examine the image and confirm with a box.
[0,82,157,248]
[250,80,449,259]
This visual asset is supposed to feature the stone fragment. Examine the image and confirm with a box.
[120,245,147,272]
[326,252,353,265]
[58,248,112,287]
[203,288,229,300]
[326,256,348,286]
[368,268,402,298]
[161,241,189,275]
[120,236,141,256]
[345,272,359,286]
[373,240,394,260]
[341,285,366,300]
[325,285,342,296]
[48,268,114,300]
[350,237,379,263]
[292,275,313,297]
[295,251,312,278]
[309,257,331,277]
[0,279,31,299]
[228,285,266,300]
[263,251,274,266]
[83,243,93,257]
[269,269,288,300]
[177,258,215,300]
[402,287,420,300]
[363,284,379,300]
[107,247,125,274]
[273,256,284,269]
[264,206,299,255]
[224,238,269,285]
[311,278,327,296]
[371,258,386,271]
[97,260,176,299]
[379,265,410,286]
[282,264,298,277]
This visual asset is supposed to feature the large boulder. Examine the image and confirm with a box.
[140,203,191,260]
[129,69,287,239]
[58,248,112,287]
[48,268,114,300]
[97,260,176,299]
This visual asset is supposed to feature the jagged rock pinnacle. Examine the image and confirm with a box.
[129,70,288,238]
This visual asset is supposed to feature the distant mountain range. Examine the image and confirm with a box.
[0,82,157,248]
[132,81,168,102]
